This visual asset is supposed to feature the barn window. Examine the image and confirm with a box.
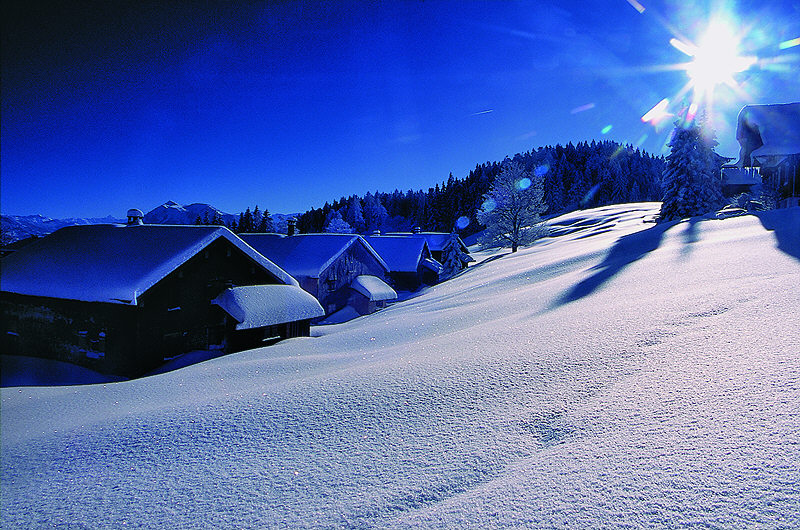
[77,330,89,350]
[226,248,232,257]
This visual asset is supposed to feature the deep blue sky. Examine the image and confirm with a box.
[3,0,799,218]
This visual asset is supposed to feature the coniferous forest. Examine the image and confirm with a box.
[236,140,666,237]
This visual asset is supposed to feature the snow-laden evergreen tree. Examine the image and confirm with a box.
[477,159,548,252]
[659,120,724,221]
[345,196,366,233]
[323,210,353,233]
[439,232,471,280]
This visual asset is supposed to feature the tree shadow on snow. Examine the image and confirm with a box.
[754,209,800,262]
[678,216,701,261]
[550,221,674,309]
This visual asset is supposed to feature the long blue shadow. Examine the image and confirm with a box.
[679,216,701,261]
[552,221,674,308]
[754,209,800,262]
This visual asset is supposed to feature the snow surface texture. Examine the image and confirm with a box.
[0,224,297,304]
[2,203,800,528]
[350,275,398,302]
[212,285,325,330]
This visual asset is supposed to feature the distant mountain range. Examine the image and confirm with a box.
[0,214,125,245]
[1,201,297,244]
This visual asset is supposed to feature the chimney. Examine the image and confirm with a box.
[287,217,296,236]
[412,226,421,234]
[126,208,144,226]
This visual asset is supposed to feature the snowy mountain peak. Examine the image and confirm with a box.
[143,201,237,226]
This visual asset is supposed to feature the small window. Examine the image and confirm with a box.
[77,330,89,350]
[226,248,232,257]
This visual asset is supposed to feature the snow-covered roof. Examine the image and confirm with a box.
[362,236,429,273]
[241,233,388,278]
[0,224,297,304]
[385,232,470,253]
[350,275,397,302]
[212,285,324,330]
[737,102,800,161]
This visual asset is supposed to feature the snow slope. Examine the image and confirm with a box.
[2,203,799,528]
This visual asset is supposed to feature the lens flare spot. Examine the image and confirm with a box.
[625,0,645,14]
[641,98,672,125]
[570,103,595,114]
[580,184,602,207]
[482,198,496,212]
[534,164,549,177]
[516,177,532,190]
[779,37,800,50]
[456,216,470,229]
[601,125,613,134]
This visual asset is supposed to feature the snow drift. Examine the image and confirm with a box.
[2,203,799,528]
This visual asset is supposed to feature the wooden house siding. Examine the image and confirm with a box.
[314,240,387,314]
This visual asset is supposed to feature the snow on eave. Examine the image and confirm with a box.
[737,102,800,162]
[350,275,397,302]
[211,284,324,330]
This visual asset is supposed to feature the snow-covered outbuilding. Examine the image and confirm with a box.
[240,233,391,315]
[348,275,398,315]
[384,231,474,270]
[0,223,323,376]
[722,102,800,206]
[363,235,442,290]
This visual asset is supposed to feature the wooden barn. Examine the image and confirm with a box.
[0,216,323,377]
[363,235,442,291]
[241,233,392,315]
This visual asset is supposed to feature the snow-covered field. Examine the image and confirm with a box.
[2,203,799,528]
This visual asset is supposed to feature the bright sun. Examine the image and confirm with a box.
[671,19,755,100]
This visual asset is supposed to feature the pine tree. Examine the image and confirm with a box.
[323,210,353,233]
[659,120,724,221]
[253,206,263,232]
[439,232,471,280]
[477,159,548,252]
[345,196,366,233]
[258,208,274,232]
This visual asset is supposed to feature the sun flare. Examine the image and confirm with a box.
[672,19,755,100]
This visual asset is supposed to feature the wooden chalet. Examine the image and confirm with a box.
[722,102,800,207]
[363,235,442,291]
[240,233,393,315]
[0,215,323,377]
[385,230,474,270]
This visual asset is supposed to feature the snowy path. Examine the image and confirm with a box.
[3,203,799,527]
